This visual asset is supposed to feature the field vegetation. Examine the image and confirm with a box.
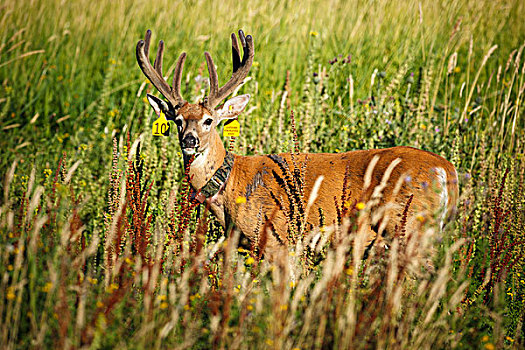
[1,0,524,348]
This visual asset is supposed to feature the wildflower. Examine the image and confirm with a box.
[247,305,253,311]
[107,283,118,293]
[421,181,429,189]
[385,119,392,125]
[482,335,489,342]
[289,281,295,288]
[464,118,468,123]
[345,267,353,275]
[245,257,255,265]
[42,282,53,293]
[506,336,514,342]
[405,175,412,182]
[420,123,427,130]
[309,31,318,37]
[454,66,461,73]
[88,277,98,285]
[342,125,348,131]
[6,288,15,300]
[96,301,104,308]
[280,304,288,311]
[435,126,440,132]
[44,168,52,180]
[416,215,426,223]
[356,202,365,210]
[236,196,246,204]
[7,265,13,271]
[184,304,190,310]
[484,344,495,350]
[252,61,260,67]
[160,302,169,309]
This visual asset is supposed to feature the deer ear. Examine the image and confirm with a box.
[216,94,250,122]
[147,94,170,117]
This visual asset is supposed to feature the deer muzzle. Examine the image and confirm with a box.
[181,134,198,151]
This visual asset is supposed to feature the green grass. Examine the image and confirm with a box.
[1,0,524,348]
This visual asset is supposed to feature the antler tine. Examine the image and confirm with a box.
[153,40,164,76]
[172,52,187,103]
[204,52,219,102]
[205,29,254,109]
[136,30,185,108]
[231,33,241,72]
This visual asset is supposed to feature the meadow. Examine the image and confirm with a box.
[1,0,524,348]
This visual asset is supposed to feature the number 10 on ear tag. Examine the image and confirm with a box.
[223,119,240,137]
[152,112,170,136]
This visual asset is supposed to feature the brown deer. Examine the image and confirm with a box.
[136,29,458,260]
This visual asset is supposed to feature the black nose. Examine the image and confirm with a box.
[181,134,197,148]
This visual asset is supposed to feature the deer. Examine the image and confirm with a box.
[136,29,459,261]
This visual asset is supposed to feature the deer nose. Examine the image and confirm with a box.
[181,134,198,148]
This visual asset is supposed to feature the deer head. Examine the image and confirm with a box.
[136,30,254,156]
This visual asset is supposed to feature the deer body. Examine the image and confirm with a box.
[187,126,458,256]
[136,29,458,258]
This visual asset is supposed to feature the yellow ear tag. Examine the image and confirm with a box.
[223,119,240,137]
[152,111,170,136]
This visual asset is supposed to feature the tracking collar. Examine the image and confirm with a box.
[194,152,234,204]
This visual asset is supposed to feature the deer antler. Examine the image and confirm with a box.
[204,30,254,109]
[136,30,186,109]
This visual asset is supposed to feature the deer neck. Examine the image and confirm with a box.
[188,130,227,191]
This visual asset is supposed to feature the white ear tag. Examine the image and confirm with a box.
[223,119,240,137]
[152,111,170,136]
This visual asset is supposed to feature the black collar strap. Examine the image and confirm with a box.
[194,152,235,203]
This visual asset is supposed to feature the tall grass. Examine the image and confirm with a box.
[1,0,524,348]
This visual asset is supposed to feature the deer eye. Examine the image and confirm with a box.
[204,118,213,126]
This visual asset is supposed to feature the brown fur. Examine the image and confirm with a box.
[219,147,458,256]
[182,123,458,259]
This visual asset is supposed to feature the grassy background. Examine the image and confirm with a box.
[1,0,524,348]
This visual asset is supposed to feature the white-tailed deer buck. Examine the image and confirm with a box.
[136,29,458,259]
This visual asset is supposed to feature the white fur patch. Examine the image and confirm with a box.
[191,148,209,168]
[435,167,448,231]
